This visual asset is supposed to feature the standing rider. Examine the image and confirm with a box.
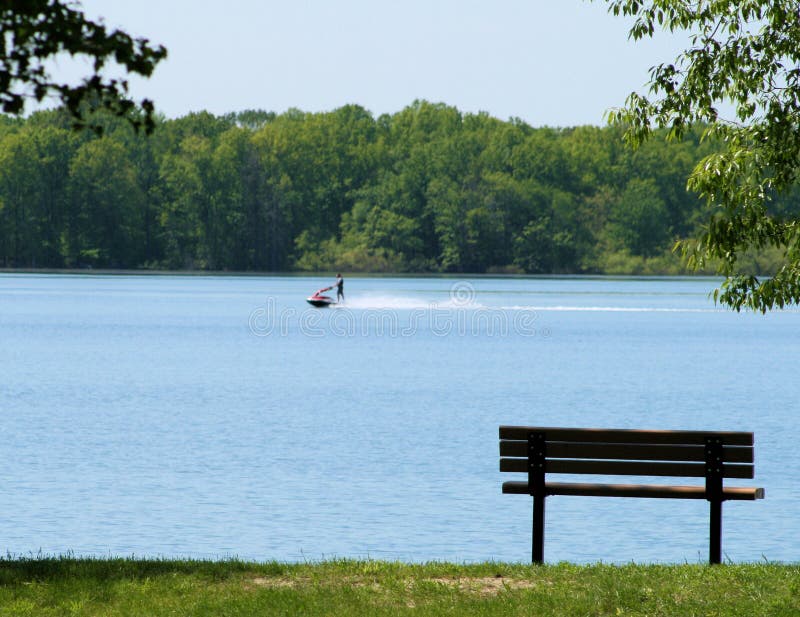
[334,273,344,303]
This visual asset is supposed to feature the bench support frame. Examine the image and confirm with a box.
[528,431,546,563]
[705,436,724,564]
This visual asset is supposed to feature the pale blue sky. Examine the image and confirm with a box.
[59,0,690,127]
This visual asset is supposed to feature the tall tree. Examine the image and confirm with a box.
[67,138,144,266]
[0,131,39,266]
[608,178,670,257]
[157,136,210,268]
[603,1,800,311]
[29,125,77,265]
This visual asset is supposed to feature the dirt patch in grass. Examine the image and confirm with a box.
[425,576,540,596]
[247,577,305,589]
[247,574,539,597]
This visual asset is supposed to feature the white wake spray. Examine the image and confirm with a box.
[340,294,488,310]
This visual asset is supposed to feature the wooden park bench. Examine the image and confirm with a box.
[499,426,765,564]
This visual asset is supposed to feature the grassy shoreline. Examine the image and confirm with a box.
[1,557,797,616]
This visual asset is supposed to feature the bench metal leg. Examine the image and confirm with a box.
[532,494,545,563]
[709,499,722,565]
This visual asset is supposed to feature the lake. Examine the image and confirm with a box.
[1,273,797,564]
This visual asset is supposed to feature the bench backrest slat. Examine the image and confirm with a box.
[500,458,754,478]
[499,426,754,446]
[499,441,754,463]
[499,426,755,480]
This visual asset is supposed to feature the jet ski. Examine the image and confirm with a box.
[306,286,336,307]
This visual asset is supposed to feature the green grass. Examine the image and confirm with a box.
[0,557,798,616]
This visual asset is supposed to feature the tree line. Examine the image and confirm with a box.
[0,101,794,274]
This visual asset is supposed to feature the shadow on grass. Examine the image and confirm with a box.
[0,555,288,584]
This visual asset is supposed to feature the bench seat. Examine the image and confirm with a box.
[502,481,765,500]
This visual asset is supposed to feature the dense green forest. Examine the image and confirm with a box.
[0,101,794,274]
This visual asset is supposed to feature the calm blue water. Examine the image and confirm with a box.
[1,273,797,564]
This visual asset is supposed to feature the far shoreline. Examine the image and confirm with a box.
[0,268,724,282]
